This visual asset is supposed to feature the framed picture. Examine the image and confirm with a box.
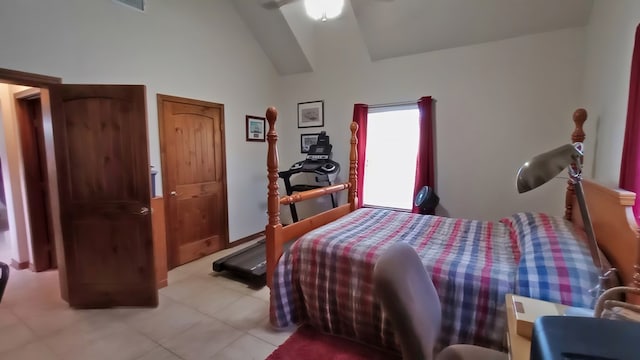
[300,133,320,153]
[246,115,266,142]
[298,100,324,128]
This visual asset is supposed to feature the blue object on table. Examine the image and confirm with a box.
[531,316,640,360]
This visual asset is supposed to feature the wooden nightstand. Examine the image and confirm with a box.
[505,294,567,360]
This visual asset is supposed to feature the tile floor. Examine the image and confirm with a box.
[0,238,296,360]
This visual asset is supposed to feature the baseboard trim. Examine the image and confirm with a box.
[11,259,30,270]
[229,231,265,248]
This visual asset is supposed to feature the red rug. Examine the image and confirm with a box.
[266,325,401,360]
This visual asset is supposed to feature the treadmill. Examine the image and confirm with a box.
[211,238,279,285]
[212,132,339,284]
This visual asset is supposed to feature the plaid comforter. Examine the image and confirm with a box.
[270,209,598,352]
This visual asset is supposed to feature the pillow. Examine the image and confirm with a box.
[505,212,601,309]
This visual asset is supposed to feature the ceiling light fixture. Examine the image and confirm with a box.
[304,0,344,22]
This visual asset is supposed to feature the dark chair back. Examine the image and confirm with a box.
[373,242,441,360]
[0,261,9,303]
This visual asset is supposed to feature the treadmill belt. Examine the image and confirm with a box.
[212,238,293,285]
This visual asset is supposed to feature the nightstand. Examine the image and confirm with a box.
[504,294,567,360]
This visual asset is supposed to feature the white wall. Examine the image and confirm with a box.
[582,0,640,186]
[0,0,280,242]
[275,7,587,221]
[0,0,597,247]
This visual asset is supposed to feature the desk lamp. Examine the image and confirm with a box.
[516,143,614,305]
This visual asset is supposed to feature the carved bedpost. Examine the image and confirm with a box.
[266,107,280,226]
[266,107,280,288]
[565,108,587,221]
[348,122,359,210]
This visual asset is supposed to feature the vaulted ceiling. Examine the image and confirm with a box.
[232,0,594,75]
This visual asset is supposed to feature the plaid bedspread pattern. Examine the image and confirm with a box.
[269,209,599,352]
[506,212,599,308]
[270,208,519,350]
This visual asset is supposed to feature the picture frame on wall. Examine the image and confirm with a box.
[246,115,266,142]
[297,100,324,128]
[300,133,320,153]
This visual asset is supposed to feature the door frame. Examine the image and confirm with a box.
[14,88,57,271]
[0,68,61,272]
[157,94,230,269]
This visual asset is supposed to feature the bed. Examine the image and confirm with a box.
[264,107,640,351]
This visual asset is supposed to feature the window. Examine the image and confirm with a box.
[362,105,420,210]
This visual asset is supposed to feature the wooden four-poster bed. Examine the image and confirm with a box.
[264,106,640,351]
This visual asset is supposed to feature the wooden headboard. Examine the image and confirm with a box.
[572,180,640,295]
[562,109,640,303]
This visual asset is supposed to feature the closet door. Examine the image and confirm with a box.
[158,94,229,269]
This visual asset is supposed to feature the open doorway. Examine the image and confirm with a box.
[0,158,9,264]
[0,69,61,272]
[0,68,160,308]
[14,88,56,271]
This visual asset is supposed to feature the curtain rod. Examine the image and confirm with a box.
[368,100,417,109]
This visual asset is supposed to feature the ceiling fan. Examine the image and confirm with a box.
[262,0,392,22]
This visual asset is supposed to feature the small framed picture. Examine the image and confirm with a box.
[298,100,324,128]
[300,133,320,153]
[246,115,265,142]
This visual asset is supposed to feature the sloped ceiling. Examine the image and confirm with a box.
[233,0,593,75]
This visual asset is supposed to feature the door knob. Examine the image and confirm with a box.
[170,191,177,196]
[139,206,150,215]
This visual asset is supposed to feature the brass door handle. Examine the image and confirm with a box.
[170,191,177,196]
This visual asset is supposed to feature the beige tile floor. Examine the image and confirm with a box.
[0,237,296,360]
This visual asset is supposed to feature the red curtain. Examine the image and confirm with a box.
[620,24,640,219]
[353,104,368,208]
[413,96,435,214]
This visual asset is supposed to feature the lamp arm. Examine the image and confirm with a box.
[572,179,604,272]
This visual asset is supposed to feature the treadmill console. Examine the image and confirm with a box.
[279,131,341,223]
[306,144,332,161]
[306,132,332,161]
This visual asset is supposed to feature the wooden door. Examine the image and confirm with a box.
[158,94,229,268]
[15,93,56,271]
[48,84,157,307]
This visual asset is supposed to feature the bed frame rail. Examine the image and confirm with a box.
[280,183,351,205]
[265,107,359,287]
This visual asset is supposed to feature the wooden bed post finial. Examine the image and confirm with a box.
[266,107,280,226]
[565,108,587,220]
[349,121,358,210]
[571,108,587,143]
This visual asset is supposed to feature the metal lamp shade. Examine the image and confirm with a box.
[516,144,583,193]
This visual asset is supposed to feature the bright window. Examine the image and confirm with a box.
[362,106,420,210]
